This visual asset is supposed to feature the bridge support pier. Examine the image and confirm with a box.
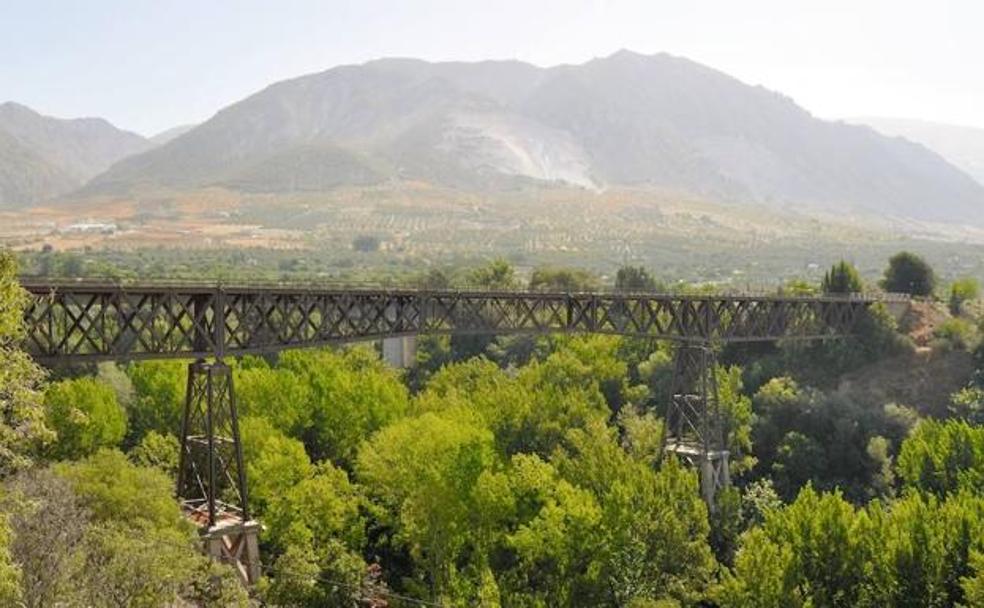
[382,335,417,368]
[177,359,260,585]
[663,344,730,508]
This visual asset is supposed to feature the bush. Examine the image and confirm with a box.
[615,266,661,292]
[821,260,862,294]
[881,251,936,296]
[949,277,980,314]
[933,317,979,351]
[44,378,126,460]
[352,235,380,253]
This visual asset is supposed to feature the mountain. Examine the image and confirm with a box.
[849,117,984,186]
[0,129,77,207]
[150,123,197,145]
[86,51,984,223]
[0,102,151,206]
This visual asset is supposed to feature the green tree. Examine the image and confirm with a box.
[897,419,984,497]
[234,363,314,437]
[469,259,519,289]
[0,469,88,607]
[756,486,867,608]
[44,377,127,460]
[821,261,863,294]
[615,266,660,292]
[548,423,715,605]
[262,462,367,606]
[881,251,936,296]
[239,416,313,513]
[53,449,249,606]
[717,365,754,475]
[963,552,984,607]
[502,452,606,606]
[716,527,802,608]
[278,347,409,466]
[352,234,381,253]
[128,430,180,476]
[125,360,187,447]
[356,411,498,602]
[529,266,599,291]
[0,249,52,475]
[949,277,980,314]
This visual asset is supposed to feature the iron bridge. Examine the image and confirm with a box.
[19,279,883,363]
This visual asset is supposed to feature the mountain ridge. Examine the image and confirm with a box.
[848,117,984,186]
[40,52,984,224]
[0,102,152,207]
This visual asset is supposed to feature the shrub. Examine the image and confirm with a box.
[881,251,936,296]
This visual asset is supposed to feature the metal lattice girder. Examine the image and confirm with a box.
[664,344,725,453]
[20,280,885,363]
[176,359,249,527]
[662,344,732,507]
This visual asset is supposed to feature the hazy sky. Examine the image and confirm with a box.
[3,0,982,136]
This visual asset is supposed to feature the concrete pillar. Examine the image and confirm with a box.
[199,517,262,585]
[700,450,730,509]
[382,335,417,368]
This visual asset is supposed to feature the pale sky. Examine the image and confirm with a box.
[2,0,982,136]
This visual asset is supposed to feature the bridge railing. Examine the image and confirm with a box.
[18,276,907,302]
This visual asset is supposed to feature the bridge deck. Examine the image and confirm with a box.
[19,279,895,363]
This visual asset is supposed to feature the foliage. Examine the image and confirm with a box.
[949,277,980,315]
[44,377,127,460]
[896,419,984,497]
[0,455,247,606]
[356,411,498,601]
[933,317,979,351]
[717,365,754,476]
[0,512,19,606]
[239,415,314,512]
[262,462,368,606]
[881,251,936,296]
[278,347,409,467]
[234,361,314,436]
[529,266,599,291]
[124,359,187,447]
[821,260,863,294]
[950,386,984,425]
[352,234,381,252]
[0,469,88,607]
[615,266,661,292]
[128,430,180,476]
[0,249,52,475]
[750,377,908,501]
[469,258,519,289]
[55,449,188,530]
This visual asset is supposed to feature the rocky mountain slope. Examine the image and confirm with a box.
[0,102,151,207]
[851,117,984,186]
[51,52,984,224]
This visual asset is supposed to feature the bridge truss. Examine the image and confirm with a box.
[19,279,882,583]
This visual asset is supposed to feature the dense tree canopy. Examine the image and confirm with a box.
[529,266,599,291]
[44,377,126,460]
[615,265,660,292]
[881,251,937,296]
[0,251,51,475]
[821,260,863,294]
